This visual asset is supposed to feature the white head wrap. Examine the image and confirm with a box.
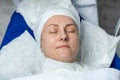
[17,0,80,46]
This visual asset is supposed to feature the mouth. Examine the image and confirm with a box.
[56,45,70,49]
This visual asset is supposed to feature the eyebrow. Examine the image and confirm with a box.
[47,23,75,28]
[65,24,76,27]
[47,24,58,28]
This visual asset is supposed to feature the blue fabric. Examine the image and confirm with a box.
[0,11,120,70]
[0,11,35,49]
[110,54,120,70]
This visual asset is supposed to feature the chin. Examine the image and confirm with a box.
[58,59,75,63]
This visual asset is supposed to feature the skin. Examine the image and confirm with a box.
[41,15,80,63]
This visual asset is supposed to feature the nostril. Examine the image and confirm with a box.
[60,34,69,41]
[59,30,69,41]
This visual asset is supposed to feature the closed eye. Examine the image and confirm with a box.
[47,24,58,34]
[49,29,58,34]
[66,24,76,33]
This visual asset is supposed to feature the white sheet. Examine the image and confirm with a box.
[80,20,120,68]
[12,68,120,80]
[0,31,44,80]
[0,21,120,80]
[72,0,99,25]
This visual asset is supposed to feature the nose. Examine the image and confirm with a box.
[59,30,69,41]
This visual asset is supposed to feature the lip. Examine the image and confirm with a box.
[56,45,70,49]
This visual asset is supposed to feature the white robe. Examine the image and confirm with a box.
[42,58,84,72]
[11,58,120,80]
[12,68,120,80]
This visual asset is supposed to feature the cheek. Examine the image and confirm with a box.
[70,35,80,52]
[41,36,56,54]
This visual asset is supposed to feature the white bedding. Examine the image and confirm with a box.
[12,68,120,80]
[0,21,120,80]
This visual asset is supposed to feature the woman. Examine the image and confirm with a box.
[17,0,84,72]
[0,0,120,80]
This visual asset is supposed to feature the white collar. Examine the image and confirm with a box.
[42,58,83,72]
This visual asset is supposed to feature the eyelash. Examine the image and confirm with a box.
[48,27,76,34]
[49,30,58,34]
[49,30,75,34]
[66,29,75,33]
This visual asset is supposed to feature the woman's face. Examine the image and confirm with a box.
[41,15,80,62]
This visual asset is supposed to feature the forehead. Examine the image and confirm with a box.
[44,15,77,26]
